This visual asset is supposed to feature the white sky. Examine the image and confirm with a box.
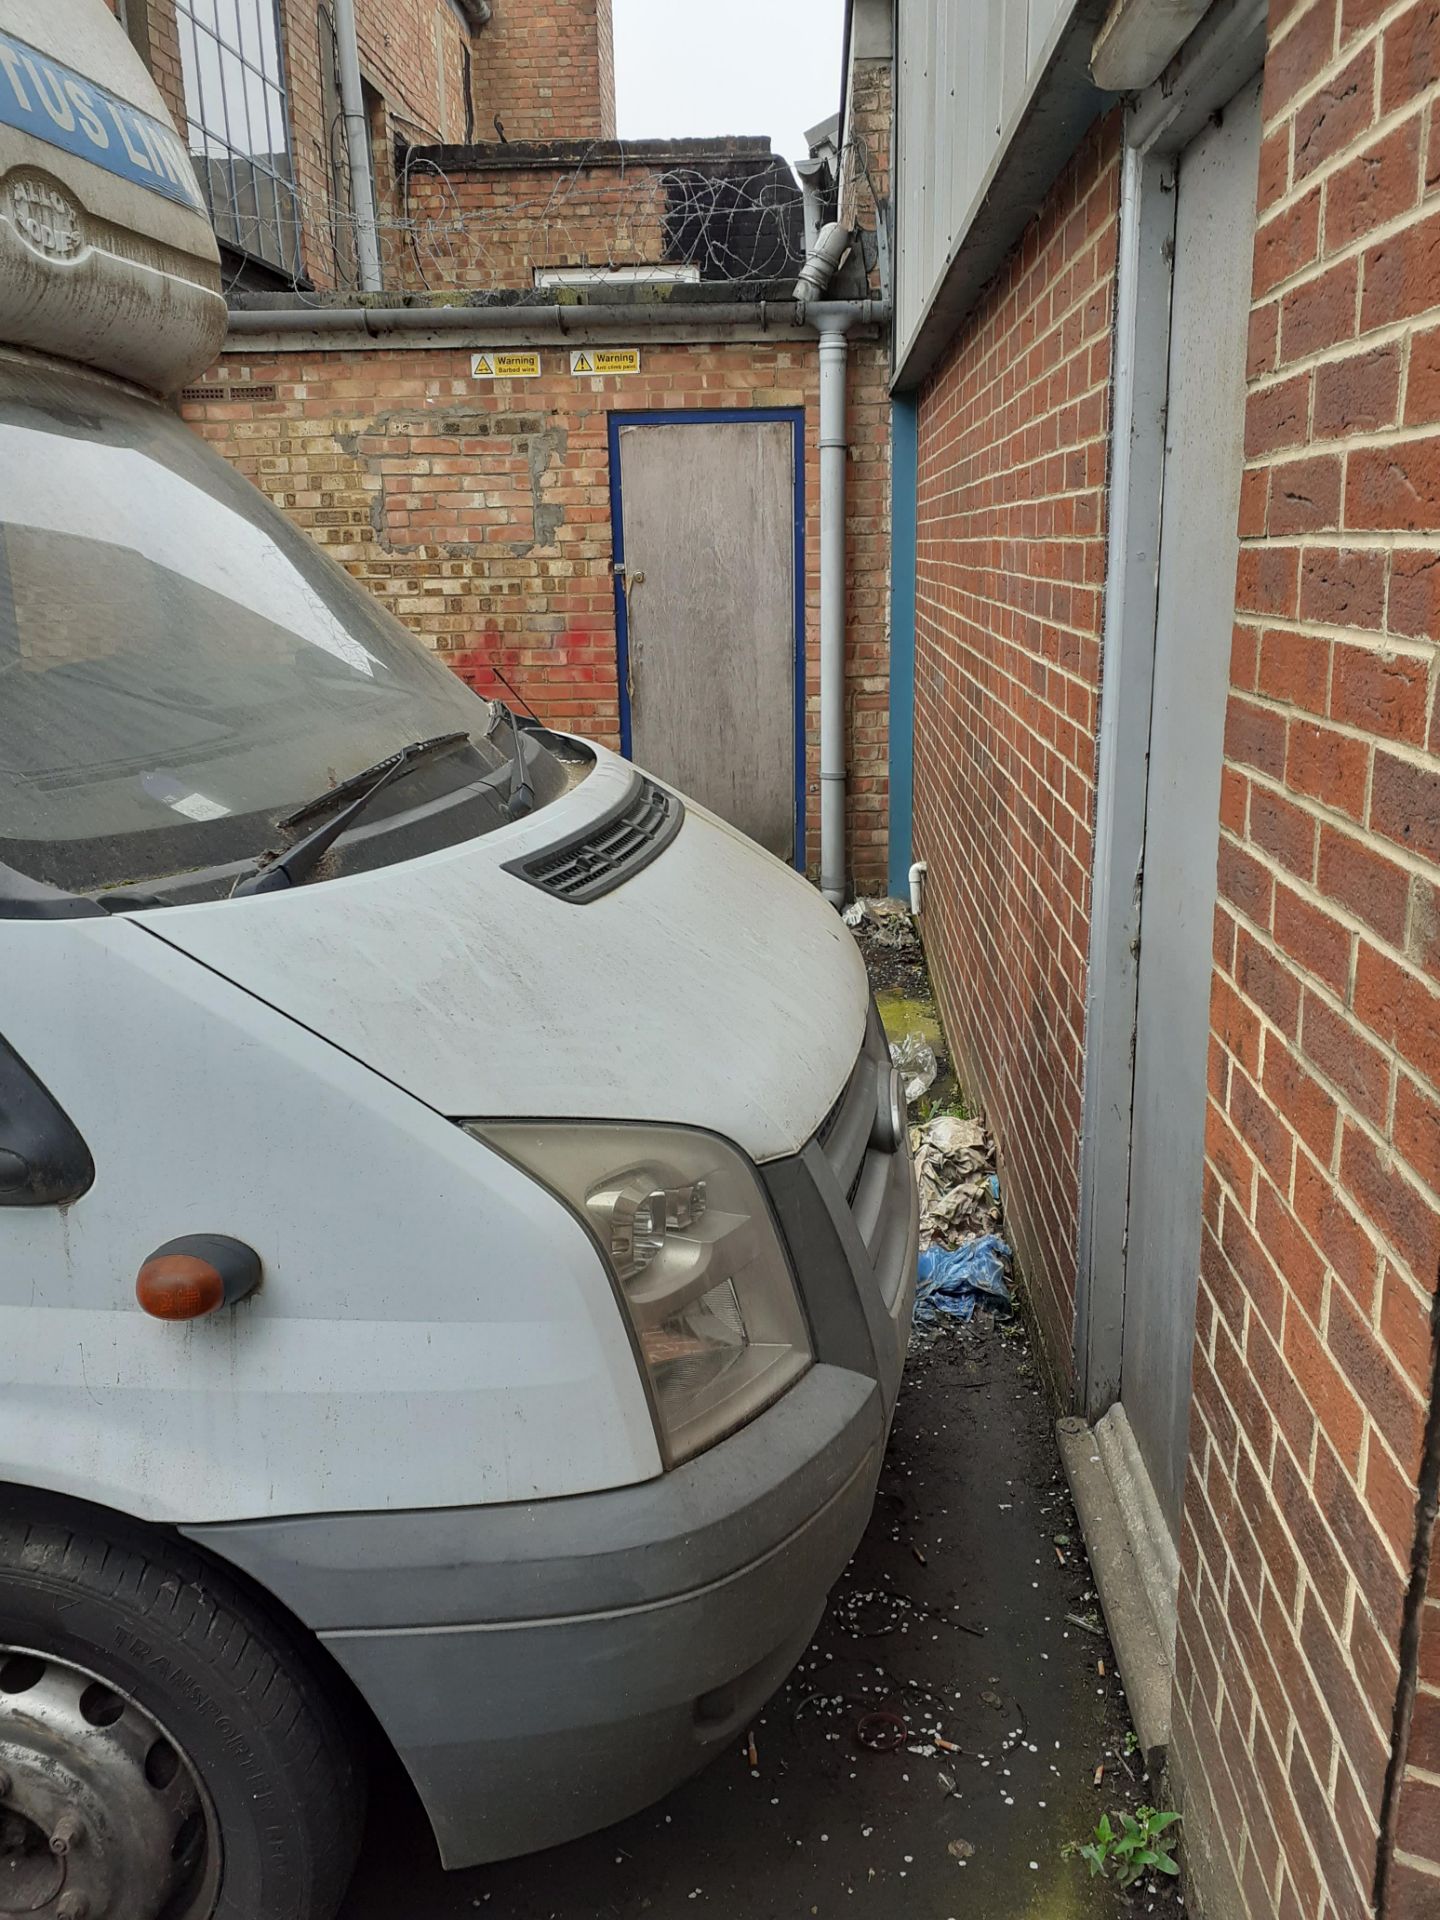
[612,0,844,166]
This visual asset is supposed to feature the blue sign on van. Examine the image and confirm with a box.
[0,28,205,212]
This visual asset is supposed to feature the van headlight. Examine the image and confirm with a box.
[464,1122,812,1465]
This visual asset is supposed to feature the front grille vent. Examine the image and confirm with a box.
[504,776,683,903]
[816,1085,848,1147]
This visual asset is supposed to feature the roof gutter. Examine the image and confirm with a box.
[223,298,888,349]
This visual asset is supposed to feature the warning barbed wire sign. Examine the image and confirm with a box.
[471,350,541,378]
[570,348,641,376]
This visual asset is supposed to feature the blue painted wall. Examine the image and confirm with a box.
[887,395,918,897]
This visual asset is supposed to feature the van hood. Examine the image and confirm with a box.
[135,750,870,1162]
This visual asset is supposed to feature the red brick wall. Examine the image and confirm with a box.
[393,154,669,287]
[911,116,1119,1381]
[470,0,616,143]
[113,0,474,284]
[180,336,891,888]
[105,0,188,132]
[120,2,621,288]
[1172,1,1440,1914]
[278,0,345,286]
[351,0,471,143]
[282,0,475,287]
[388,135,804,297]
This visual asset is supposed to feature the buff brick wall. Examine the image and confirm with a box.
[1172,0,1440,1914]
[179,337,892,888]
[840,55,891,245]
[594,0,615,143]
[911,116,1120,1382]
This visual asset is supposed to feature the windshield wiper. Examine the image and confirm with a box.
[231,732,471,897]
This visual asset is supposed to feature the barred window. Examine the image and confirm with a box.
[176,0,300,277]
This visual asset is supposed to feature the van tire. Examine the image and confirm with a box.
[0,1493,363,1920]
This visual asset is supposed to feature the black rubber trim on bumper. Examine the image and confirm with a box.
[764,1140,917,1421]
[182,1364,881,1633]
[183,1365,886,1870]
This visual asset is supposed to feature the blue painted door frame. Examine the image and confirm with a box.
[606,408,808,871]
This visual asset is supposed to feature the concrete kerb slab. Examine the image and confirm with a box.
[1056,1413,1174,1772]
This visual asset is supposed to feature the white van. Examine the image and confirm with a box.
[0,4,917,1915]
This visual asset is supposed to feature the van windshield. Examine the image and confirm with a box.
[0,355,568,897]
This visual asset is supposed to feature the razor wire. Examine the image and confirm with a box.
[214,129,884,301]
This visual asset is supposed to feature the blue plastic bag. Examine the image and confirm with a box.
[915,1234,1012,1322]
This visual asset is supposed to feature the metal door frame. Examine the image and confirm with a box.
[606,408,807,871]
[1073,0,1269,1418]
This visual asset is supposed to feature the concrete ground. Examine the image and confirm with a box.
[338,1310,1185,1920]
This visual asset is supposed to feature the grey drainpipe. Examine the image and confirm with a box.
[333,0,383,292]
[796,223,856,906]
[815,312,854,908]
[795,158,827,255]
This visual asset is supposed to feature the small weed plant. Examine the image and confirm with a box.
[918,1088,976,1123]
[1063,1806,1181,1889]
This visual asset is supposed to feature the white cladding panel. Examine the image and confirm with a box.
[896,0,1079,363]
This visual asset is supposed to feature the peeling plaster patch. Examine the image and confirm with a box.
[512,428,567,556]
[335,409,569,557]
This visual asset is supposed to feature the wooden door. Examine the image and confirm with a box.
[614,416,798,861]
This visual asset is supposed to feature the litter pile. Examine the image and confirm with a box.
[842,896,919,951]
[891,1031,938,1105]
[916,1236,1012,1324]
[911,1114,999,1247]
[846,898,1015,1327]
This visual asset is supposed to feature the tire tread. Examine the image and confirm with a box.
[0,1495,362,1920]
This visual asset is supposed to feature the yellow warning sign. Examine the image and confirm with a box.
[570,347,641,376]
[471,350,541,378]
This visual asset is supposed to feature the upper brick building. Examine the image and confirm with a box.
[105,0,615,288]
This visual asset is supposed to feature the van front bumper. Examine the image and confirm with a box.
[184,1014,918,1867]
[186,1363,894,1866]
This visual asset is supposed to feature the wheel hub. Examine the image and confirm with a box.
[0,1647,217,1920]
[0,1808,65,1912]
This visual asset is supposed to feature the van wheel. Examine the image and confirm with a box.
[0,1497,362,1920]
